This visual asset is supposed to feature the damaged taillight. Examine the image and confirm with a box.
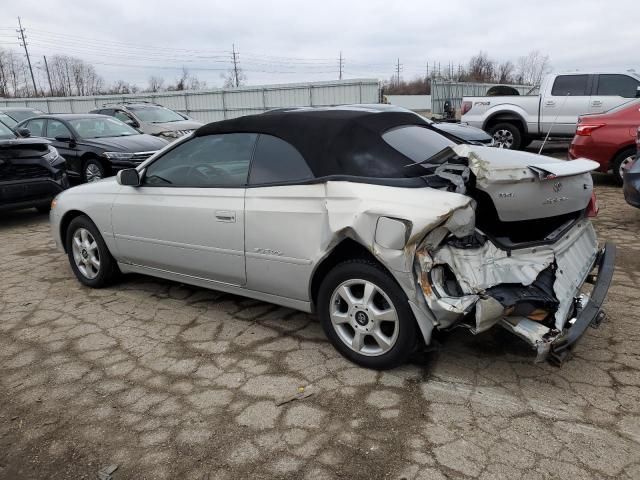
[586,192,599,217]
[461,101,472,116]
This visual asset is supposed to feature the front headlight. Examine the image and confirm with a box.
[43,146,60,163]
[102,151,134,160]
[158,131,181,138]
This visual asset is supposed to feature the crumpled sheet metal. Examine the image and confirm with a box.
[432,241,554,294]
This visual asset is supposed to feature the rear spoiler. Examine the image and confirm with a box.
[528,158,599,180]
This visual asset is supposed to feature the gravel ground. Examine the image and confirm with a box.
[1,173,639,480]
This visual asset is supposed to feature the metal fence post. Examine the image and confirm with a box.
[221,90,227,119]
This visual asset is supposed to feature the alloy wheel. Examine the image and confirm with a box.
[85,163,103,183]
[492,129,514,149]
[72,228,101,279]
[329,279,399,356]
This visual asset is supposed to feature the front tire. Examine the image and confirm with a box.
[488,122,522,150]
[83,158,106,183]
[612,148,636,186]
[318,259,417,370]
[65,215,119,288]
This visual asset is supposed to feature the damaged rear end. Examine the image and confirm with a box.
[415,145,615,364]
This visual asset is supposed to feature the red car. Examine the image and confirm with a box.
[569,99,640,184]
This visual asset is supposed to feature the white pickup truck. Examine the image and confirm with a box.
[461,71,640,149]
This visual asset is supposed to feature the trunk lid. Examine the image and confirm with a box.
[454,144,598,222]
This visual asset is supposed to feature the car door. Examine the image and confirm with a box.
[45,119,79,168]
[540,74,592,135]
[244,134,325,301]
[23,118,46,138]
[111,133,256,286]
[589,74,640,114]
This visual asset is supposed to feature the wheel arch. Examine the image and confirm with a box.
[483,111,528,135]
[59,209,89,253]
[309,238,394,312]
[608,143,637,170]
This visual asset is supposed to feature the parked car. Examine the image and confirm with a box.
[623,127,640,208]
[346,104,495,146]
[462,71,640,149]
[89,102,203,141]
[50,109,615,369]
[0,107,45,126]
[15,114,168,183]
[0,120,68,213]
[569,99,640,184]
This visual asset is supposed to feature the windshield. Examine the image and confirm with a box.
[68,117,140,139]
[128,105,185,123]
[0,113,18,128]
[6,109,44,122]
[0,120,16,139]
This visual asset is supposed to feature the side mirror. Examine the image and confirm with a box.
[16,127,31,137]
[117,168,141,186]
[54,135,74,143]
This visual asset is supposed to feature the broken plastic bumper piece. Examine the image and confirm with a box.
[547,242,616,365]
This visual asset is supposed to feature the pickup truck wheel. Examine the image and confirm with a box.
[612,148,636,186]
[318,259,417,370]
[489,123,522,150]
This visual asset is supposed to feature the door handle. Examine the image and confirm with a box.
[215,211,236,223]
[591,100,602,106]
[545,101,556,106]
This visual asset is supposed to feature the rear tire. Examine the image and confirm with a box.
[612,148,636,186]
[488,122,522,150]
[317,259,417,370]
[65,215,119,288]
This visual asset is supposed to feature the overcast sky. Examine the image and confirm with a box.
[1,0,637,89]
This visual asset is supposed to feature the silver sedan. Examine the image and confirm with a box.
[50,108,614,369]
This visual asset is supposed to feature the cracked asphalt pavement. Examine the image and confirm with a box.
[1,174,639,480]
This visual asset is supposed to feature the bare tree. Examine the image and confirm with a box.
[515,50,551,86]
[496,60,514,83]
[468,51,495,82]
[221,67,246,88]
[106,80,139,95]
[147,76,165,92]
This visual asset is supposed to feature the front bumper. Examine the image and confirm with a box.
[547,242,616,364]
[0,175,69,211]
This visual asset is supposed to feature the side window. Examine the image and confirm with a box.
[596,74,640,98]
[551,75,589,96]
[143,133,257,187]
[25,119,45,137]
[47,120,73,139]
[114,110,132,123]
[249,134,313,185]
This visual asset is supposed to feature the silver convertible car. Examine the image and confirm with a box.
[50,109,615,369]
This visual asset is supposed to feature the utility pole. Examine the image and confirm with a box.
[338,51,344,80]
[395,58,402,86]
[43,55,53,96]
[231,44,239,88]
[17,17,37,96]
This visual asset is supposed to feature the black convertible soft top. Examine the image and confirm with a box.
[194,110,433,179]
